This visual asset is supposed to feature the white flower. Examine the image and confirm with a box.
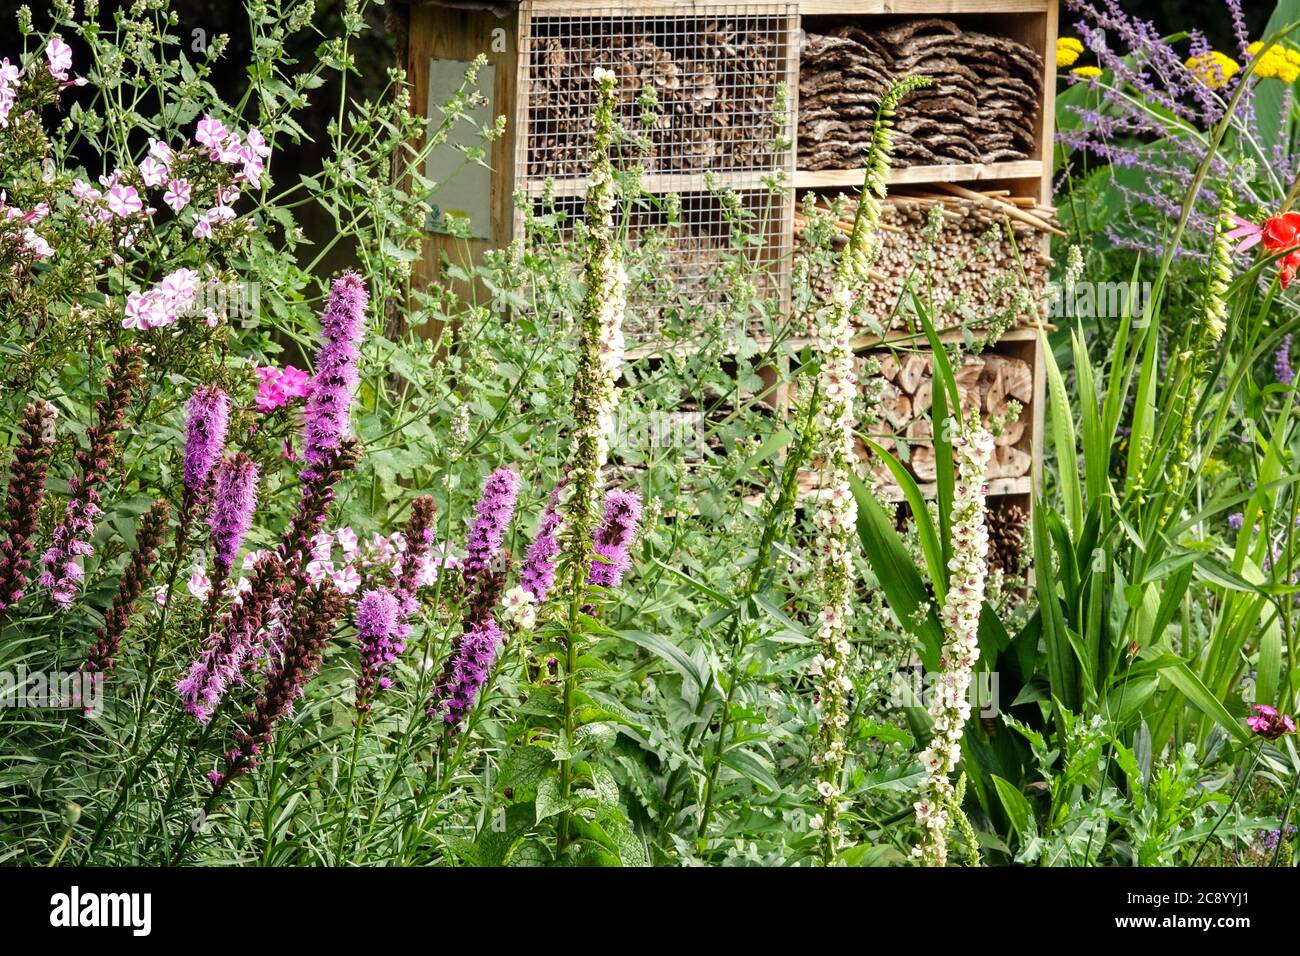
[332,565,361,595]
[914,417,994,867]
[186,567,211,601]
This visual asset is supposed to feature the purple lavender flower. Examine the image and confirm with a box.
[302,272,367,478]
[1276,335,1294,386]
[355,586,403,712]
[1228,512,1245,531]
[589,490,642,589]
[438,616,503,726]
[183,384,230,495]
[462,468,521,585]
[1059,0,1272,259]
[208,453,259,581]
[521,481,563,602]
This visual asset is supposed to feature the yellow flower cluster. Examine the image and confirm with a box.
[1056,36,1083,68]
[1072,66,1102,79]
[1247,40,1300,83]
[1185,51,1240,89]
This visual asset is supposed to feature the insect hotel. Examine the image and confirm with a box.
[396,0,1057,573]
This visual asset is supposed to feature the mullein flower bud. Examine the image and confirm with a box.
[807,77,928,865]
[83,498,170,672]
[0,399,56,616]
[914,416,994,867]
[39,345,143,609]
[1203,194,1234,344]
[554,69,625,610]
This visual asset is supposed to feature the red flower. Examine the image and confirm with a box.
[1262,212,1300,252]
[1281,250,1300,289]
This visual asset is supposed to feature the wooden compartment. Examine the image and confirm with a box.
[856,327,1042,500]
[795,180,1058,333]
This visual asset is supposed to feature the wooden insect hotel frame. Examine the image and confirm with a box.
[400,0,1057,551]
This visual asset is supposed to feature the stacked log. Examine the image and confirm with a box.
[526,18,784,180]
[987,501,1029,577]
[799,19,1043,171]
[795,188,1055,331]
[860,350,1034,488]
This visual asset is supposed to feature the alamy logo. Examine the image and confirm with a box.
[0,666,102,717]
[49,886,151,936]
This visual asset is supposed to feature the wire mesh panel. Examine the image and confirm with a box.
[530,187,787,342]
[519,3,796,187]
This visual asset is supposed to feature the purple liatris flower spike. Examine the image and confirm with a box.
[462,468,521,585]
[438,616,503,727]
[521,481,563,602]
[179,553,287,723]
[208,453,259,581]
[589,489,642,589]
[302,272,367,478]
[0,400,56,617]
[355,586,403,713]
[39,346,142,609]
[183,384,230,495]
[1276,335,1294,386]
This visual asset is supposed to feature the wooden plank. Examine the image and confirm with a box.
[794,160,1044,190]
[523,169,780,199]
[799,0,1048,11]
[409,3,519,309]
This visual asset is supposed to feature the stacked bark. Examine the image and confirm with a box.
[795,188,1054,331]
[527,19,784,180]
[861,350,1034,488]
[799,19,1043,170]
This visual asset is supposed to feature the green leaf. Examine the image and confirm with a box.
[1032,498,1080,713]
[861,436,945,602]
[1043,327,1082,534]
[720,747,780,793]
[535,772,567,822]
[499,745,555,792]
[1151,654,1251,744]
[617,629,712,694]
[851,474,945,669]
[991,775,1034,845]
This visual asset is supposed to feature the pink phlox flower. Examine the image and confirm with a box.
[105,184,142,217]
[148,139,174,168]
[194,115,229,149]
[333,565,361,595]
[163,178,191,212]
[138,156,168,188]
[187,567,212,601]
[45,36,72,81]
